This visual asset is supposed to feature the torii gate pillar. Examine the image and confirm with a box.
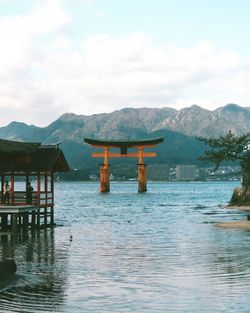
[138,147,147,192]
[100,164,110,192]
[138,163,147,192]
[100,147,110,192]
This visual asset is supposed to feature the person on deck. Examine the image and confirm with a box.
[26,182,33,204]
[3,181,11,204]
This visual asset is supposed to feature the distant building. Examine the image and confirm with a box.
[176,165,197,181]
[147,164,170,180]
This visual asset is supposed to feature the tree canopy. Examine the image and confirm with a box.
[199,131,250,185]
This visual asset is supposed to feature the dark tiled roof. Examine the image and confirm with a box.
[0,138,41,153]
[0,139,69,172]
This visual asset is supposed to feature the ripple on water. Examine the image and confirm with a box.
[1,181,250,312]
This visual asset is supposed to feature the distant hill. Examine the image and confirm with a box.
[155,103,250,137]
[0,103,249,169]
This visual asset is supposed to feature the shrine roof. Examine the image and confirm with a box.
[0,138,41,153]
[0,138,69,172]
[84,137,164,147]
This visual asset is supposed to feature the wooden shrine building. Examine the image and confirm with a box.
[84,137,164,192]
[0,139,69,231]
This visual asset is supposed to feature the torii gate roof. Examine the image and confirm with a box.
[84,137,164,148]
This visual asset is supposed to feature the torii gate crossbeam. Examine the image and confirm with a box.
[84,137,164,192]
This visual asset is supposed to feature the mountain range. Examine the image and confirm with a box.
[0,103,249,170]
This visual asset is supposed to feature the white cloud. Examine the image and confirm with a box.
[0,0,70,71]
[0,0,71,125]
[0,1,250,127]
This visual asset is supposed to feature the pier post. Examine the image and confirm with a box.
[23,212,28,228]
[31,211,36,228]
[37,210,40,227]
[0,260,17,276]
[50,206,54,226]
[12,213,18,231]
[44,208,48,226]
[51,172,54,226]
[1,214,8,229]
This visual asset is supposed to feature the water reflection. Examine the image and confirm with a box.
[0,228,70,313]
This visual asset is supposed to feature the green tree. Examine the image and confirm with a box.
[199,131,250,188]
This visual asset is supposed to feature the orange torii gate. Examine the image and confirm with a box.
[84,137,164,192]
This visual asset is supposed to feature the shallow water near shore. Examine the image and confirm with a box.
[1,181,250,312]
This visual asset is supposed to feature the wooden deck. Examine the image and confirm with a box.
[0,203,54,231]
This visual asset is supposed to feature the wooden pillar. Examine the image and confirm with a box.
[51,172,54,204]
[12,213,18,231]
[50,207,54,226]
[1,174,4,204]
[37,173,41,227]
[37,172,41,206]
[44,171,48,226]
[45,171,48,206]
[100,147,110,192]
[138,147,147,192]
[25,173,29,204]
[44,208,48,226]
[11,173,14,205]
[51,172,54,226]
[31,211,36,228]
[37,210,40,227]
[1,214,8,229]
[23,212,28,228]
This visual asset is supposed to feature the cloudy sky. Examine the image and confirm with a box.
[0,0,250,126]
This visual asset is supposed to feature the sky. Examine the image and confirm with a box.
[0,0,250,126]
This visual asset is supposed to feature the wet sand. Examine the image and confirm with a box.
[216,220,250,229]
[226,205,250,211]
[215,205,250,229]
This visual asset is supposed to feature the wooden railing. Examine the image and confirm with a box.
[39,192,53,206]
[1,191,53,206]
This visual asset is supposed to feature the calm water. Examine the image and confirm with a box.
[1,181,250,312]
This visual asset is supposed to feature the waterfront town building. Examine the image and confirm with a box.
[147,164,170,181]
[176,165,197,181]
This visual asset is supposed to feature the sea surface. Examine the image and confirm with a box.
[1,181,250,313]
